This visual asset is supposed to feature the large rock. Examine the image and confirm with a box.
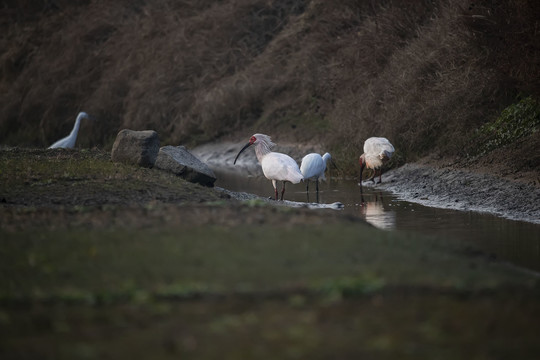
[111,129,160,168]
[154,145,217,187]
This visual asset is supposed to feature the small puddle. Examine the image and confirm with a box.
[213,168,540,273]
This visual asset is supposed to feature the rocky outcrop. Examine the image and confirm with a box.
[111,129,160,168]
[154,145,216,187]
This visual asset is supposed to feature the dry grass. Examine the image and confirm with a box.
[1,0,539,173]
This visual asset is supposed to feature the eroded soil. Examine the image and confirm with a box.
[378,163,540,224]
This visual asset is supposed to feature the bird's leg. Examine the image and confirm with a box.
[280,181,286,201]
[306,180,309,193]
[377,170,383,184]
[316,180,319,203]
[272,180,278,200]
[367,169,376,182]
[371,169,379,183]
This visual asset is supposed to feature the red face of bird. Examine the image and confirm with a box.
[233,135,257,164]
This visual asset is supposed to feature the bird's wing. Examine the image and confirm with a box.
[378,140,395,159]
[262,153,303,184]
[300,153,324,179]
[364,137,394,158]
[363,137,379,154]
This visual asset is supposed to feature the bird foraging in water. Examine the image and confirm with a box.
[300,152,338,202]
[234,133,303,201]
[48,111,93,149]
[359,137,395,185]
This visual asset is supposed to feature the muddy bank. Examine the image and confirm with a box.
[375,163,540,225]
[193,142,540,225]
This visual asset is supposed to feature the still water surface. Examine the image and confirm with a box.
[214,169,540,273]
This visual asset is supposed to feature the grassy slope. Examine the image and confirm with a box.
[1,149,539,359]
[1,0,539,176]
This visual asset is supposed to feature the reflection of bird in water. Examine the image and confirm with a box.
[234,133,303,201]
[359,192,396,230]
[359,137,395,186]
[300,152,338,203]
[48,112,93,149]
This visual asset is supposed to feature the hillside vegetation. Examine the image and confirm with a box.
[1,0,539,173]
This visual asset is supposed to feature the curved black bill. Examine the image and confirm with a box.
[233,143,251,164]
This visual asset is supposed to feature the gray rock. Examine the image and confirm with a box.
[111,129,160,168]
[155,145,216,187]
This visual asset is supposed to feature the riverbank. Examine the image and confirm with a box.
[377,163,540,225]
[192,141,540,225]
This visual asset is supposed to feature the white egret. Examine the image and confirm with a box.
[300,152,338,202]
[359,137,395,185]
[48,111,92,149]
[234,133,303,201]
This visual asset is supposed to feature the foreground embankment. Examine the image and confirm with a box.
[1,148,539,359]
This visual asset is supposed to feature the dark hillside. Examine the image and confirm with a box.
[1,0,539,174]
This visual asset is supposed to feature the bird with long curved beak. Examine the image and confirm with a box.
[234,133,303,201]
[359,137,395,187]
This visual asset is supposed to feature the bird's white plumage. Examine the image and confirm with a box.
[364,137,394,159]
[48,112,90,149]
[251,133,275,160]
[262,153,303,184]
[300,152,333,202]
[300,152,331,181]
[362,137,394,169]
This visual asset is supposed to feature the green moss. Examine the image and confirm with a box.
[476,96,540,155]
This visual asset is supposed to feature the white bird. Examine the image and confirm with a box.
[359,137,395,185]
[234,133,303,201]
[300,152,337,202]
[48,112,92,149]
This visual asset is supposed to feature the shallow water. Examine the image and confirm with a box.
[213,168,540,273]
